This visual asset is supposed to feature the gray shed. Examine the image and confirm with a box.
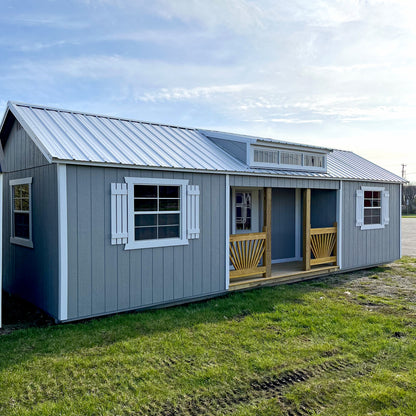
[0,102,405,326]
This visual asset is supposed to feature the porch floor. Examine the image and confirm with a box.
[229,261,339,291]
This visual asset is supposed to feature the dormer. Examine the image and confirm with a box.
[200,129,331,174]
[250,142,329,173]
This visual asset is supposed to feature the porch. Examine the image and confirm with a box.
[229,187,340,290]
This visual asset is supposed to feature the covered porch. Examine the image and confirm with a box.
[229,187,340,290]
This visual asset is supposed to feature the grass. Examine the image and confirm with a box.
[402,214,416,218]
[1,258,416,415]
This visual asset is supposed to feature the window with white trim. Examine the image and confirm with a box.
[123,177,191,250]
[356,186,389,230]
[10,177,33,248]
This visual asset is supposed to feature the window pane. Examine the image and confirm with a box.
[159,213,180,225]
[158,225,180,239]
[135,214,157,227]
[135,227,157,241]
[14,198,22,210]
[134,199,157,211]
[159,199,180,211]
[14,213,30,239]
[364,191,372,199]
[159,186,179,198]
[134,185,157,198]
[21,198,30,211]
[20,184,29,198]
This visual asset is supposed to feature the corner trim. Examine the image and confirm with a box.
[225,174,230,290]
[0,174,3,328]
[57,164,68,321]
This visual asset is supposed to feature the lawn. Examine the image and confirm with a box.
[402,214,416,218]
[1,258,415,416]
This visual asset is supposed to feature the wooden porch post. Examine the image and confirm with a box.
[263,187,272,277]
[303,188,311,271]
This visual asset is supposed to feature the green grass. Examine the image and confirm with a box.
[402,214,416,218]
[1,258,416,416]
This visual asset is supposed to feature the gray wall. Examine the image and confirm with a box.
[311,189,337,228]
[66,165,227,320]
[1,121,49,171]
[271,188,296,260]
[230,175,339,190]
[1,121,59,318]
[341,181,401,270]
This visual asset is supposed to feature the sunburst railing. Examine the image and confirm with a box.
[310,223,337,266]
[229,231,267,279]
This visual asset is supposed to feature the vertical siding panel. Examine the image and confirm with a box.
[141,248,153,305]
[117,169,130,310]
[211,174,221,291]
[104,168,118,312]
[77,166,92,317]
[91,168,105,314]
[202,174,212,293]
[129,248,142,307]
[67,166,78,319]
[152,249,164,303]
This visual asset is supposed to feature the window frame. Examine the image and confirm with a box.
[124,177,189,250]
[10,177,33,248]
[360,186,385,230]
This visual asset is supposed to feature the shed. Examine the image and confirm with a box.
[0,102,405,326]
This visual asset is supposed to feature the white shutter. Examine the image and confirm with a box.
[356,189,364,227]
[186,185,200,239]
[111,183,128,244]
[382,190,390,225]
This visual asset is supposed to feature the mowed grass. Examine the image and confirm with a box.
[1,258,416,416]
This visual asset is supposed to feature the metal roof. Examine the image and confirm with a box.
[1,101,405,183]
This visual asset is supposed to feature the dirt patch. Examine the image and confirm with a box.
[0,291,54,335]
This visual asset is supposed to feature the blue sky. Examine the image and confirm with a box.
[1,0,415,181]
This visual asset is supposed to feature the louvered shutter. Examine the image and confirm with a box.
[356,189,364,227]
[111,183,128,244]
[187,185,200,239]
[382,190,390,225]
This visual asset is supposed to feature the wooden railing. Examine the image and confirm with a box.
[309,223,337,266]
[229,231,267,279]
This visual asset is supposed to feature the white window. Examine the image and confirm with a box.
[280,151,302,166]
[304,153,324,168]
[253,149,279,164]
[356,186,389,230]
[10,177,33,248]
[124,178,189,249]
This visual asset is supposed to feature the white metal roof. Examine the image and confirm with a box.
[1,102,405,183]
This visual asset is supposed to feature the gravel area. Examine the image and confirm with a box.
[402,218,416,257]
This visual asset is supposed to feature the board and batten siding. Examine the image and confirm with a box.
[2,165,59,318]
[1,121,49,172]
[341,181,401,270]
[229,175,340,190]
[65,165,227,321]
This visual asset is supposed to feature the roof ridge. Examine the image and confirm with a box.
[8,100,198,132]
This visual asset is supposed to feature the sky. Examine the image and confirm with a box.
[0,0,415,182]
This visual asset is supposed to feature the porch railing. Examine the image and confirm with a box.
[229,231,267,279]
[309,223,337,266]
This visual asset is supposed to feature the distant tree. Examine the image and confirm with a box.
[403,185,416,213]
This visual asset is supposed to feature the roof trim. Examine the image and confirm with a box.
[4,102,53,163]
[53,158,405,184]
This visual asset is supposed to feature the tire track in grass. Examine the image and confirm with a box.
[138,358,362,416]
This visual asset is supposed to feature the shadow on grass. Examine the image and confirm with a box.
[0,263,395,370]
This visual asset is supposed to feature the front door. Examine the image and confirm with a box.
[232,189,260,234]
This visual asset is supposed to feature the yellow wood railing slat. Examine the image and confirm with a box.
[309,222,337,266]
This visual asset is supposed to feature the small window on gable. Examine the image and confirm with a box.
[10,177,33,248]
[356,186,389,230]
[364,190,381,225]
